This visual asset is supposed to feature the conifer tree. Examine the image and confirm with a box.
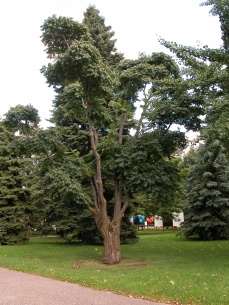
[83,5,124,66]
[0,123,32,245]
[183,140,229,240]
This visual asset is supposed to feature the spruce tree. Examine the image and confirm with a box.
[83,5,124,66]
[0,123,32,245]
[183,140,229,240]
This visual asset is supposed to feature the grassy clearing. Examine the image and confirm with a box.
[0,230,229,305]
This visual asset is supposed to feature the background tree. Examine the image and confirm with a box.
[2,105,43,236]
[83,5,124,66]
[183,140,229,240]
[159,0,229,240]
[0,123,33,245]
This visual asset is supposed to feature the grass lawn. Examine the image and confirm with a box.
[0,230,229,305]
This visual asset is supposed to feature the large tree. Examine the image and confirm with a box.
[39,8,202,264]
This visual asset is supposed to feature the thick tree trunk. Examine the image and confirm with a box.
[88,188,130,265]
[92,209,122,265]
[103,222,121,264]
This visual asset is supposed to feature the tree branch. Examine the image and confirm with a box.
[114,179,122,218]
[135,104,147,138]
[86,102,104,207]
[90,177,99,210]
[113,192,130,223]
[120,193,130,216]
[119,111,125,144]
[87,204,99,217]
[61,34,70,48]
[44,150,58,168]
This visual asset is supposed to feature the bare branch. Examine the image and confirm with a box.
[114,179,122,217]
[86,103,104,203]
[113,192,130,224]
[87,204,98,217]
[119,111,125,145]
[82,98,87,109]
[120,193,130,216]
[135,105,147,138]
[44,150,58,168]
[61,34,70,48]
[90,177,99,210]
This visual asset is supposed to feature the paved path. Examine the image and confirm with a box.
[0,267,169,305]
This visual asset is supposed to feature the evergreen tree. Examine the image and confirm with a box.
[183,140,229,240]
[0,123,32,245]
[83,5,124,66]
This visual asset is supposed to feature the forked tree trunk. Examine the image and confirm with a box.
[86,101,129,265]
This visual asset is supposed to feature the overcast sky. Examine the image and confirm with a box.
[0,0,222,128]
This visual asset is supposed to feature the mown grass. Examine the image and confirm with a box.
[1,230,229,305]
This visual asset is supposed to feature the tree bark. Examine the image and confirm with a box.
[92,202,122,264]
[103,222,121,264]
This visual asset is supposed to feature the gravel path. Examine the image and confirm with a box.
[0,267,169,305]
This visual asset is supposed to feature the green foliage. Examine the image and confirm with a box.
[3,104,40,135]
[83,5,124,66]
[0,123,32,245]
[131,157,188,220]
[183,140,229,240]
[41,15,91,59]
[204,97,229,155]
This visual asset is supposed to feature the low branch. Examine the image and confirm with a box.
[87,204,98,217]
